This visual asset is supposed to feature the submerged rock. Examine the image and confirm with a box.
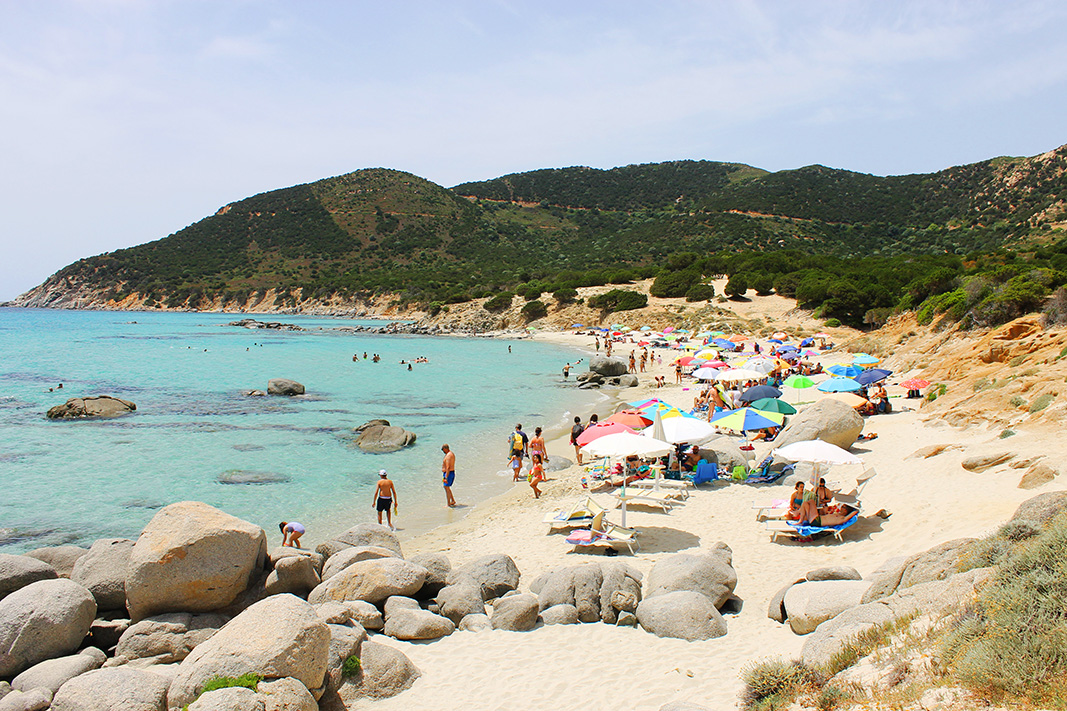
[216,470,291,485]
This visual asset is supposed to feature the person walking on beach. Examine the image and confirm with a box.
[510,424,528,459]
[529,427,548,478]
[441,444,457,507]
[374,469,398,530]
[279,521,305,548]
[570,415,585,465]
[528,453,545,498]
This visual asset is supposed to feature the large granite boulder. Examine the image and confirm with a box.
[0,579,97,677]
[783,580,870,635]
[0,687,52,711]
[588,356,628,377]
[322,623,366,696]
[353,422,416,453]
[308,558,427,605]
[540,604,580,625]
[263,556,320,597]
[773,399,863,450]
[383,609,455,640]
[408,552,450,597]
[50,667,170,711]
[326,640,420,704]
[112,612,228,666]
[46,396,136,420]
[256,677,317,711]
[1011,490,1067,526]
[71,538,134,612]
[861,538,975,603]
[319,524,403,559]
[320,546,397,581]
[0,554,57,601]
[806,566,862,582]
[342,601,383,631]
[126,502,268,621]
[267,548,324,577]
[696,438,748,472]
[11,650,104,696]
[435,581,485,624]
[645,547,737,609]
[267,379,304,396]
[167,594,330,710]
[447,554,520,601]
[530,561,642,624]
[24,546,87,579]
[636,591,727,641]
[186,687,262,711]
[491,593,540,631]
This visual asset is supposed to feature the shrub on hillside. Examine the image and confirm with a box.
[520,299,547,321]
[740,658,820,710]
[650,269,700,298]
[523,286,542,301]
[553,287,578,303]
[483,292,514,312]
[725,274,748,298]
[823,318,841,327]
[751,274,775,296]
[587,289,648,312]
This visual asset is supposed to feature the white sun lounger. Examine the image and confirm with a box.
[627,478,691,499]
[543,496,606,531]
[565,511,639,555]
[752,498,789,520]
[612,490,675,511]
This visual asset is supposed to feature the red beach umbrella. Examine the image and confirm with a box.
[575,422,636,447]
[901,378,930,390]
[676,356,697,366]
[604,410,654,429]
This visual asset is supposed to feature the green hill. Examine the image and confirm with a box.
[17,144,1067,326]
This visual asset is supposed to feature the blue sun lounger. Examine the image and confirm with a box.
[766,514,858,542]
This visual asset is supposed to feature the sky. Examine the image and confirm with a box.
[2,0,1066,300]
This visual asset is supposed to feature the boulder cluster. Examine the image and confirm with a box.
[575,356,639,389]
[0,501,745,710]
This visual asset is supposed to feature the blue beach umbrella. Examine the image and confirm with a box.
[712,338,736,350]
[817,377,862,393]
[740,384,782,402]
[853,353,880,366]
[767,338,783,344]
[855,368,892,386]
[571,323,584,328]
[827,364,864,378]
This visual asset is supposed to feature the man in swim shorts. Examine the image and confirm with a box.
[441,443,456,507]
[374,469,398,530]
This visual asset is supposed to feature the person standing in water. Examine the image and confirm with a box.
[374,469,398,530]
[441,444,457,507]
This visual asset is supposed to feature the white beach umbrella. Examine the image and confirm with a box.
[581,431,672,459]
[745,358,778,375]
[691,367,721,381]
[647,415,716,445]
[716,368,765,382]
[772,439,862,484]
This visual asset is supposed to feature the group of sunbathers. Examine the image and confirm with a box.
[785,478,859,529]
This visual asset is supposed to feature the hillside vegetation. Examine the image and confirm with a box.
[15,145,1067,328]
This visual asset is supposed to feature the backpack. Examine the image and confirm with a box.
[512,432,524,451]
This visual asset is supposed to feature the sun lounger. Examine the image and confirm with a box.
[543,496,606,531]
[627,478,691,499]
[752,498,789,520]
[766,514,858,542]
[566,511,639,555]
[612,489,674,511]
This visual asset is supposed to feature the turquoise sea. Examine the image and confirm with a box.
[0,309,600,551]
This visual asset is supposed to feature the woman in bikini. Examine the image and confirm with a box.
[528,453,545,498]
[786,481,805,520]
[529,427,548,479]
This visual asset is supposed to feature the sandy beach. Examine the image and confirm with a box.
[359,321,1063,711]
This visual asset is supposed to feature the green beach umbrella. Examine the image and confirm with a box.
[783,375,815,389]
[751,398,797,415]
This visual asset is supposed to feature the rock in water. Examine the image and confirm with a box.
[353,424,417,453]
[216,470,291,485]
[125,501,267,621]
[0,554,58,601]
[0,579,97,677]
[267,379,305,396]
[46,396,136,420]
[772,399,863,450]
[167,594,330,710]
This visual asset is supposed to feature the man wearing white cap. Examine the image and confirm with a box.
[373,469,398,530]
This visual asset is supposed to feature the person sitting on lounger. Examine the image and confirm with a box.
[786,481,805,520]
[815,478,834,508]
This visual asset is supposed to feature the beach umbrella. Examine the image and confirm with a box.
[694,349,720,360]
[581,432,672,459]
[855,368,892,386]
[605,410,654,429]
[704,360,729,369]
[728,334,747,343]
[571,323,584,328]
[772,439,861,469]
[663,326,675,333]
[800,337,815,347]
[745,358,778,375]
[821,392,868,408]
[712,338,736,350]
[814,332,831,338]
[692,367,722,380]
[716,368,765,382]
[650,415,717,444]
[575,422,635,447]
[676,356,697,366]
[710,407,783,431]
[639,325,652,331]
[767,338,783,344]
[853,353,880,366]
[741,384,782,402]
[818,378,862,393]
[751,398,797,415]
[783,375,815,389]
[772,331,788,340]
[901,378,930,390]
[827,364,864,378]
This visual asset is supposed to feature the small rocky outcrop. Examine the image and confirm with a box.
[321,546,397,581]
[0,554,58,601]
[490,593,540,631]
[111,612,228,666]
[319,523,404,559]
[783,580,871,635]
[125,501,268,621]
[49,667,171,711]
[167,594,330,710]
[530,560,642,625]
[353,420,416,453]
[267,379,305,396]
[324,640,420,704]
[588,356,628,377]
[408,552,450,598]
[772,399,864,450]
[46,396,136,420]
[861,538,976,604]
[264,555,320,597]
[645,546,737,609]
[435,581,485,624]
[24,546,87,579]
[1011,490,1067,525]
[0,579,97,677]
[308,558,428,605]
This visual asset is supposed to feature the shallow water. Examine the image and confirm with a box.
[0,308,600,550]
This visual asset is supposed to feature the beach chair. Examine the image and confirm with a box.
[543,496,606,532]
[566,511,639,555]
[752,498,789,521]
[612,489,674,511]
[744,457,792,485]
[830,468,877,509]
[766,514,859,543]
